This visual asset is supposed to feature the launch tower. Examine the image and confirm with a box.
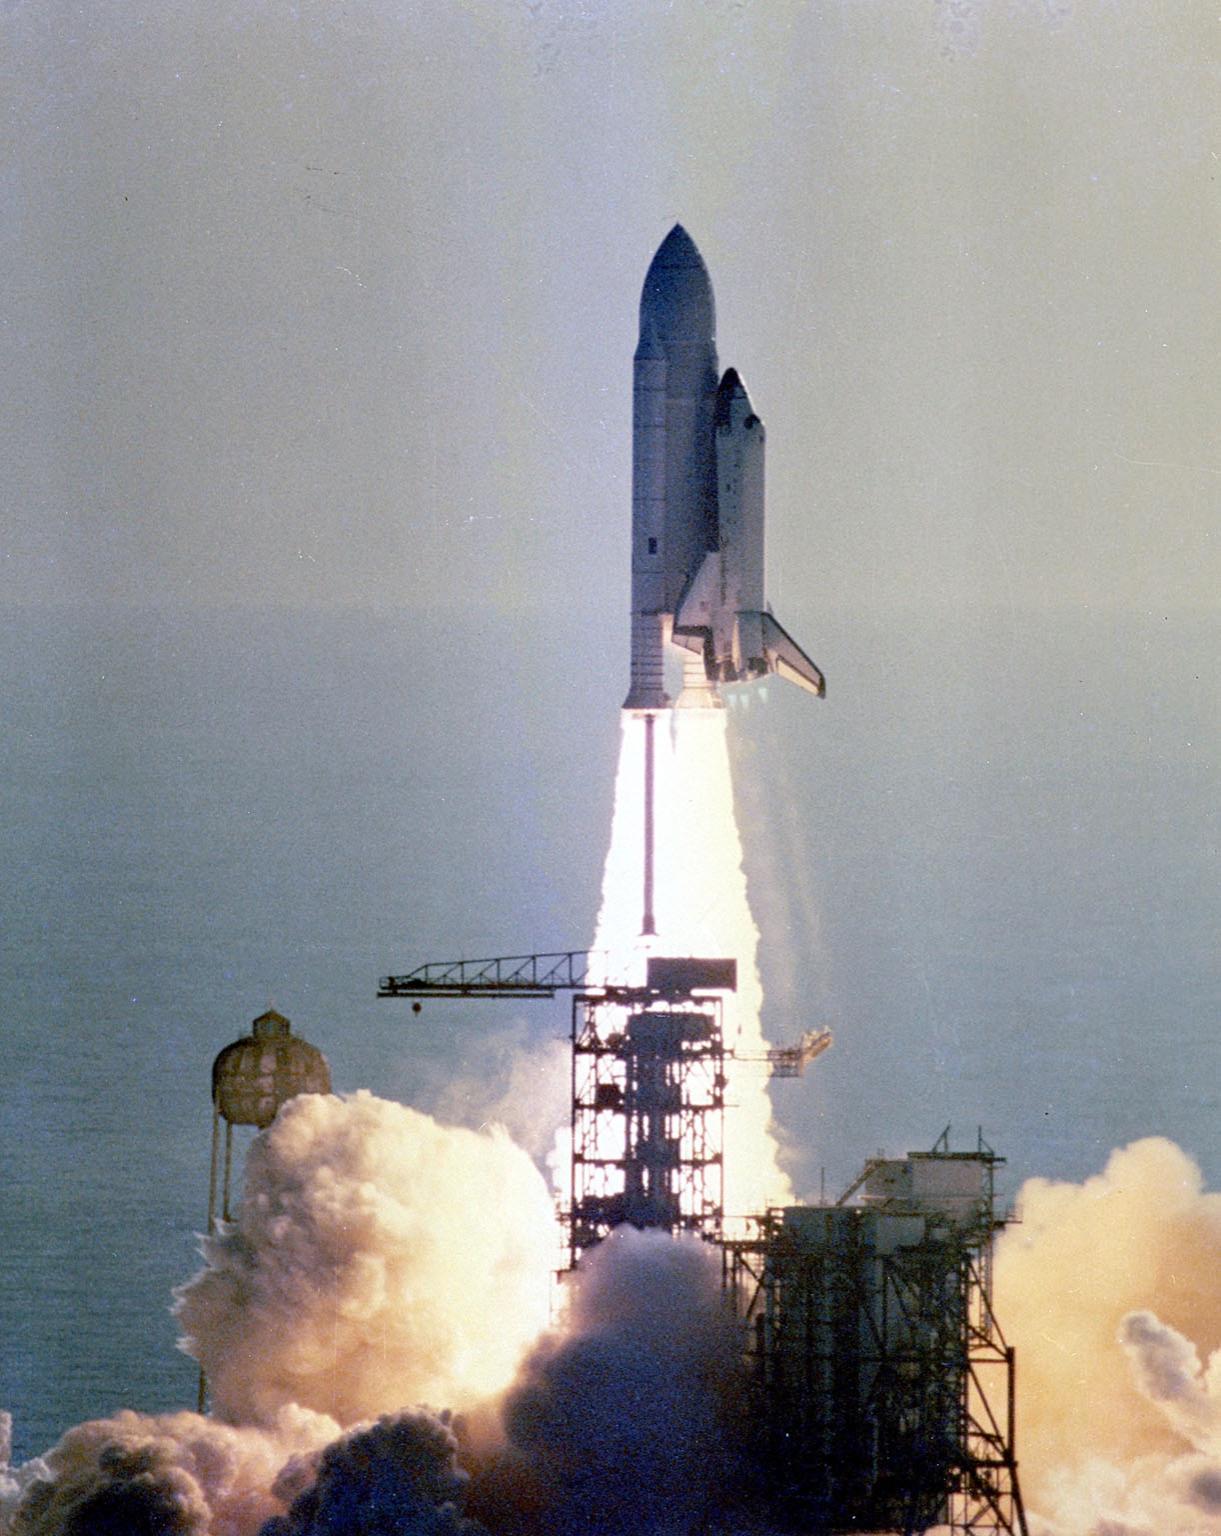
[567,956,734,1267]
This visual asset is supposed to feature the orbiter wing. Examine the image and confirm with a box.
[754,611,825,696]
[733,609,826,697]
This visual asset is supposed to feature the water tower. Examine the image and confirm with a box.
[207,1008,331,1230]
[198,1009,330,1412]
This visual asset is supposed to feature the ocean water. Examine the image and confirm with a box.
[1,602,1215,1463]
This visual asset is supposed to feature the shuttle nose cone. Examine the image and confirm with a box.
[640,224,715,344]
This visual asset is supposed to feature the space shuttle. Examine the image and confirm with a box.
[624,224,825,712]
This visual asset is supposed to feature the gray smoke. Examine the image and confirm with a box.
[1187,1465,1221,1514]
[0,1409,340,1536]
[12,1441,208,1536]
[471,1226,745,1536]
[1119,1311,1221,1456]
[260,1412,483,1536]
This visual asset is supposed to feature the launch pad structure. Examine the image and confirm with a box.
[379,953,1027,1536]
[568,967,729,1266]
[382,953,741,1270]
[722,1136,1028,1536]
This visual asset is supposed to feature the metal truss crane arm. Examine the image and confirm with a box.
[735,1027,833,1079]
[378,950,602,999]
[379,952,739,1001]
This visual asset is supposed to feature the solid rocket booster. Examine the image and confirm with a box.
[624,225,825,712]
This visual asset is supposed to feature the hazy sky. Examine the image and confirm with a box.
[4,1,1216,621]
[2,0,1217,1222]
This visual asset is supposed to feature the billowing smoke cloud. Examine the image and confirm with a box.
[2,1227,748,1536]
[175,1091,557,1427]
[995,1138,1221,1534]
[261,1411,483,1536]
[2,1092,557,1536]
[1120,1311,1221,1456]
[471,1226,744,1536]
[1,1407,339,1536]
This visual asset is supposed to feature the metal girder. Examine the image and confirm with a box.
[719,1153,1028,1536]
[737,1027,834,1077]
[378,950,600,999]
[379,950,742,1001]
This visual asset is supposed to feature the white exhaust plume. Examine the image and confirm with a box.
[995,1137,1221,1534]
[591,712,793,1221]
[175,1091,557,1427]
[432,1026,571,1165]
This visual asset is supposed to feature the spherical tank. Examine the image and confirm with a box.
[212,1009,331,1128]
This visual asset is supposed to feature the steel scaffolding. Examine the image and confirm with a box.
[567,989,727,1268]
[720,1143,1028,1536]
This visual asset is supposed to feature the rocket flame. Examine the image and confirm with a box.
[590,710,793,1224]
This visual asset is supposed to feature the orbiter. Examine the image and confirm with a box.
[624,224,825,711]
